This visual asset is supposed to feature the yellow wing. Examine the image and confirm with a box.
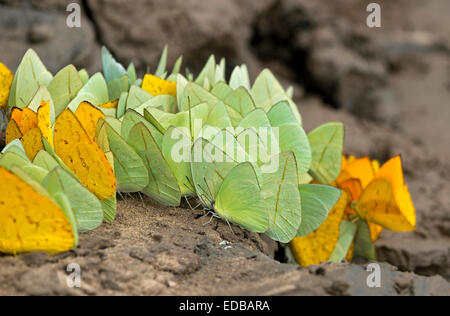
[290,191,348,267]
[10,108,23,125]
[21,128,44,160]
[0,167,75,254]
[5,119,22,145]
[98,100,119,109]
[142,74,176,96]
[37,100,53,148]
[65,141,116,199]
[0,62,13,108]
[356,156,416,232]
[18,108,38,135]
[75,101,106,140]
[54,109,116,199]
[338,156,376,189]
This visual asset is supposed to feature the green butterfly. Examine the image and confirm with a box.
[97,118,149,193]
[48,64,83,116]
[7,49,53,110]
[308,122,344,184]
[126,122,181,206]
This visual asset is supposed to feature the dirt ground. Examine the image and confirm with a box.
[0,0,449,295]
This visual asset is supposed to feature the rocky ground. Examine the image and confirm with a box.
[0,0,449,295]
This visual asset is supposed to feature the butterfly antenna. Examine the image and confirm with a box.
[184,175,195,191]
[118,191,125,200]
[203,177,214,203]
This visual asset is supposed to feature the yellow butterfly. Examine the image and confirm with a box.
[350,156,416,232]
[5,103,51,160]
[0,62,13,109]
[0,167,75,254]
[142,74,176,96]
[291,155,416,267]
[54,109,116,200]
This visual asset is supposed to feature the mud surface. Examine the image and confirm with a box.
[0,195,448,296]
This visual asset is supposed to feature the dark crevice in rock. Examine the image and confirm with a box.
[81,0,102,45]
[250,1,387,119]
[250,1,339,108]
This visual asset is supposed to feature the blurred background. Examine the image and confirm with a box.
[0,0,449,280]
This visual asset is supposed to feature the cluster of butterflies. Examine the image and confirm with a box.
[0,46,416,267]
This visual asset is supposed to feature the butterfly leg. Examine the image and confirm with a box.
[225,219,235,235]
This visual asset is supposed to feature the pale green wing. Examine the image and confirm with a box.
[296,184,342,237]
[107,75,129,102]
[206,101,232,129]
[33,150,59,172]
[42,167,103,232]
[48,191,79,247]
[198,125,221,142]
[277,123,311,175]
[127,123,181,206]
[121,109,163,147]
[93,128,117,223]
[127,85,152,110]
[145,103,209,136]
[155,45,168,79]
[191,138,237,209]
[0,151,32,169]
[6,64,19,109]
[195,55,216,88]
[47,65,83,115]
[144,107,179,134]
[27,86,56,124]
[180,82,219,112]
[215,58,226,84]
[78,69,89,85]
[162,126,195,196]
[229,65,251,90]
[134,95,177,115]
[215,162,269,233]
[101,195,117,223]
[168,55,183,80]
[127,63,137,86]
[102,119,149,192]
[1,139,29,161]
[224,87,256,118]
[176,74,188,110]
[0,152,47,183]
[308,122,344,184]
[261,151,301,243]
[238,109,272,129]
[102,46,127,83]
[67,73,109,112]
[267,100,298,126]
[251,69,301,125]
[236,127,279,178]
[12,49,53,109]
[225,104,244,127]
[353,220,377,261]
[329,220,357,263]
[116,91,128,118]
[211,81,233,100]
